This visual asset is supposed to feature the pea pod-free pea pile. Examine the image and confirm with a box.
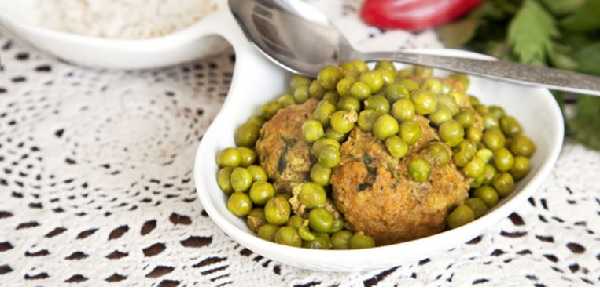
[215,60,536,249]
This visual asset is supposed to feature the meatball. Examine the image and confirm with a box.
[331,128,469,244]
[256,99,318,193]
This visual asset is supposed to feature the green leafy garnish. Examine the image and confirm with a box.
[438,0,600,150]
[508,0,558,64]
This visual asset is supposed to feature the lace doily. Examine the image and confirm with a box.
[0,1,598,286]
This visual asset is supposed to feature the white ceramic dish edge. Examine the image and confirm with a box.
[0,0,236,69]
[194,39,564,271]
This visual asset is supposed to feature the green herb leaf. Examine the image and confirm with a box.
[569,96,600,150]
[561,0,600,31]
[540,0,584,15]
[573,42,600,75]
[508,0,558,64]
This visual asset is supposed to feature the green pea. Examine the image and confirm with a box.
[277,93,295,107]
[358,109,381,132]
[350,81,371,100]
[210,158,234,194]
[464,158,486,178]
[311,138,341,155]
[493,172,515,197]
[312,100,336,125]
[227,192,252,217]
[318,145,341,168]
[331,230,353,249]
[337,96,361,112]
[474,186,499,207]
[287,215,304,229]
[398,78,420,91]
[474,104,488,115]
[411,90,438,115]
[309,80,325,99]
[414,66,433,78]
[364,95,390,113]
[424,142,451,165]
[247,208,266,232]
[318,65,342,90]
[400,120,422,145]
[488,105,505,119]
[386,83,410,102]
[350,232,375,249]
[247,165,268,182]
[351,59,369,73]
[373,114,400,140]
[337,76,356,97]
[322,91,339,105]
[430,107,453,126]
[467,126,483,143]
[392,99,416,121]
[309,208,334,233]
[303,120,325,142]
[439,120,464,147]
[341,61,358,74]
[409,157,431,182]
[249,181,275,205]
[475,148,494,163]
[299,183,327,208]
[511,156,530,180]
[310,163,332,186]
[421,78,443,94]
[330,111,357,134]
[360,71,384,94]
[325,128,346,142]
[453,140,477,167]
[385,136,409,159]
[500,115,522,136]
[274,226,302,247]
[375,60,396,72]
[217,147,241,167]
[257,223,279,241]
[298,226,316,241]
[290,75,310,90]
[483,114,499,130]
[330,218,344,233]
[235,122,261,147]
[510,134,536,157]
[455,110,476,128]
[468,95,479,105]
[303,233,332,249]
[438,94,460,115]
[238,147,256,166]
[293,85,309,103]
[380,69,397,85]
[483,128,506,151]
[264,196,291,225]
[465,198,489,218]
[494,148,514,172]
[446,204,475,229]
[481,164,497,184]
[230,167,253,192]
[260,101,281,119]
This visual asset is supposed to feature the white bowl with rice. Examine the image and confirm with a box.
[0,0,245,69]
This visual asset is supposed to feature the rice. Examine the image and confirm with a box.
[34,0,217,39]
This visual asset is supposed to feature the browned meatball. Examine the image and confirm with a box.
[256,99,318,193]
[331,128,469,245]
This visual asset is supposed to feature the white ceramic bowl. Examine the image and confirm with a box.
[194,47,564,271]
[0,0,243,69]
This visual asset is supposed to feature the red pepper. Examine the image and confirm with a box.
[360,0,482,31]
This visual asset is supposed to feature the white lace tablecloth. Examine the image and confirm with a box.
[1,1,599,286]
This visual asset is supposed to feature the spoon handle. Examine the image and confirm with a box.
[361,51,600,96]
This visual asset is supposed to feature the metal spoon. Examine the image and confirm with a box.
[228,0,600,96]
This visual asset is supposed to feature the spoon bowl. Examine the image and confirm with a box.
[194,48,564,271]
